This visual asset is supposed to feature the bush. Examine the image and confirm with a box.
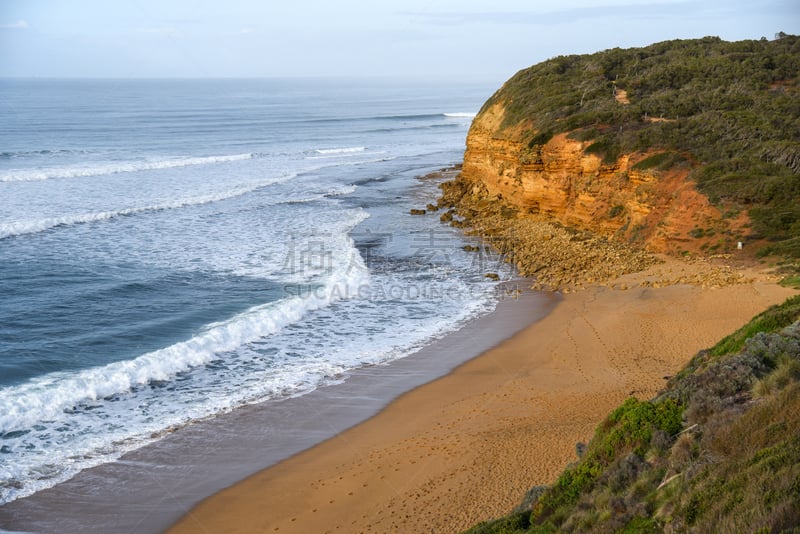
[632,152,687,171]
[710,295,800,356]
[462,300,800,534]
[584,138,621,163]
[602,398,683,451]
[527,131,553,147]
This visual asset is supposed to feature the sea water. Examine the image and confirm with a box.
[0,78,509,504]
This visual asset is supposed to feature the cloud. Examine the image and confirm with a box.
[402,2,714,27]
[239,27,254,34]
[1,20,29,30]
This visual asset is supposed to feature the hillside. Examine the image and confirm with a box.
[465,296,800,533]
[440,34,800,261]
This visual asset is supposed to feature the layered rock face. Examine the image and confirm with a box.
[458,103,737,254]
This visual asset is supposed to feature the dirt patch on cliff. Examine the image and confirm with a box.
[614,88,630,105]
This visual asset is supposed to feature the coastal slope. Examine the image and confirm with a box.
[441,34,800,260]
[467,294,800,534]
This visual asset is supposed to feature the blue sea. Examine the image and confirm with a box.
[0,78,510,505]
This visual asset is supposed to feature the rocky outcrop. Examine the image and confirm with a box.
[437,170,659,290]
[455,103,742,256]
[434,101,761,289]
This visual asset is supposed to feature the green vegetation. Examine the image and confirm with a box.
[463,296,800,533]
[528,397,682,525]
[631,152,687,172]
[483,34,800,256]
[708,294,800,356]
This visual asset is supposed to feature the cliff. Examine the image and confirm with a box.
[459,103,731,255]
[441,34,800,264]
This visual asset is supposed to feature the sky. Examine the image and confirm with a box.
[1,0,798,84]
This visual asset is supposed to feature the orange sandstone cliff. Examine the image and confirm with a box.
[457,102,744,255]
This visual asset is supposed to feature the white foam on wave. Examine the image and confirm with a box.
[0,153,255,182]
[314,146,365,155]
[0,211,370,435]
[0,174,295,240]
[283,184,357,204]
[307,155,394,166]
[443,112,477,118]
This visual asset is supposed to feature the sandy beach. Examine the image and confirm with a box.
[168,258,797,534]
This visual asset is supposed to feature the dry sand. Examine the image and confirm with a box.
[169,258,796,534]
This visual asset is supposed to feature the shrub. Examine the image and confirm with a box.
[632,152,688,171]
[527,131,553,147]
[710,295,800,356]
[584,138,621,163]
[598,398,683,460]
[472,312,800,533]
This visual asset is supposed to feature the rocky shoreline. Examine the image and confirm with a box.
[426,168,759,292]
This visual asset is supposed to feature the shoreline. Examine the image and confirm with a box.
[167,257,797,533]
[0,283,556,533]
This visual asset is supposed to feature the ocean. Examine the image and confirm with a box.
[0,78,514,507]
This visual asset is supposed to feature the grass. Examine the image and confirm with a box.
[609,204,625,218]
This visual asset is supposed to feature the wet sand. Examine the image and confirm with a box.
[168,258,796,534]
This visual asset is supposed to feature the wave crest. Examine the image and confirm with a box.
[314,147,366,155]
[0,153,255,182]
[0,174,295,240]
